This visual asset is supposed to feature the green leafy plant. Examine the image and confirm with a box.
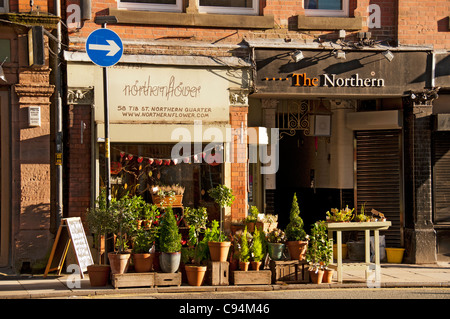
[306,221,333,270]
[251,227,265,262]
[203,220,228,243]
[109,195,141,253]
[285,193,308,241]
[159,207,182,253]
[183,225,209,265]
[208,184,235,208]
[86,189,116,264]
[239,226,250,262]
[132,227,158,254]
[184,206,208,233]
[353,202,369,222]
[245,205,259,223]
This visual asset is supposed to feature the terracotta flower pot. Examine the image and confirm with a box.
[251,261,262,271]
[185,265,207,286]
[108,252,131,274]
[239,261,250,271]
[287,240,308,261]
[208,241,231,262]
[87,264,110,287]
[309,268,324,284]
[132,253,154,273]
[323,268,334,283]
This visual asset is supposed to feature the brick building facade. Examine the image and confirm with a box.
[0,0,449,271]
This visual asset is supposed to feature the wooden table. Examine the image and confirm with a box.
[326,221,391,283]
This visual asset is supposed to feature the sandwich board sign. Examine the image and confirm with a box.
[44,217,94,278]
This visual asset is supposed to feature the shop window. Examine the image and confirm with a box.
[99,143,223,221]
[0,0,8,13]
[117,0,182,13]
[198,0,259,15]
[304,0,348,17]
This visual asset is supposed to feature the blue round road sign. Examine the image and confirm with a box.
[86,28,123,67]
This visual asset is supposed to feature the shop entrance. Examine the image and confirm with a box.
[274,99,353,230]
[275,131,353,231]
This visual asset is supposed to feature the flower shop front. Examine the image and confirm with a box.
[65,53,252,233]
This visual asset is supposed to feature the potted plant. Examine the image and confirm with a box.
[208,184,235,231]
[151,184,185,208]
[183,225,209,286]
[203,220,231,262]
[158,207,182,273]
[85,190,114,286]
[238,226,251,271]
[306,221,333,284]
[132,227,158,273]
[325,205,354,222]
[183,206,208,234]
[250,227,265,271]
[138,201,159,230]
[107,195,140,275]
[285,193,309,261]
[266,228,287,261]
[256,213,278,233]
[244,205,259,233]
[353,202,369,222]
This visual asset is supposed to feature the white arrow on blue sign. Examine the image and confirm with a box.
[86,28,123,67]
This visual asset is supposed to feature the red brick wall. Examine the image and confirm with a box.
[66,104,91,225]
[398,0,450,49]
[229,106,248,222]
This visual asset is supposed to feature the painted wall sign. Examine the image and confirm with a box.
[102,65,232,124]
[263,72,385,88]
[253,49,431,97]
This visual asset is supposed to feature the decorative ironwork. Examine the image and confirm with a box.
[277,100,311,139]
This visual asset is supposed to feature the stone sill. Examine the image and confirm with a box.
[297,15,363,31]
[109,8,274,29]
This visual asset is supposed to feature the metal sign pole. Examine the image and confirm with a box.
[87,16,121,264]
[101,22,112,263]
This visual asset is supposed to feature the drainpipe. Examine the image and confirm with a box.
[54,0,63,228]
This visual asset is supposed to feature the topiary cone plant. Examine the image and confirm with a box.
[159,207,182,273]
[285,193,309,261]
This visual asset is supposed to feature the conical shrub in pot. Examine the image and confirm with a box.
[159,207,182,273]
[250,227,265,270]
[285,193,309,261]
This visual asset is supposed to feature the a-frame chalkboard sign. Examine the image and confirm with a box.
[44,217,94,279]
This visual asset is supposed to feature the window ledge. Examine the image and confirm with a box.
[108,8,274,29]
[297,15,363,31]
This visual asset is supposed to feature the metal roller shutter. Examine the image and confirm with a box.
[433,131,450,224]
[355,130,403,247]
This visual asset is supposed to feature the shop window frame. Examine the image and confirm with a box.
[117,0,183,13]
[304,0,349,17]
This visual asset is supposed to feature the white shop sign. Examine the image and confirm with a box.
[105,65,230,124]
